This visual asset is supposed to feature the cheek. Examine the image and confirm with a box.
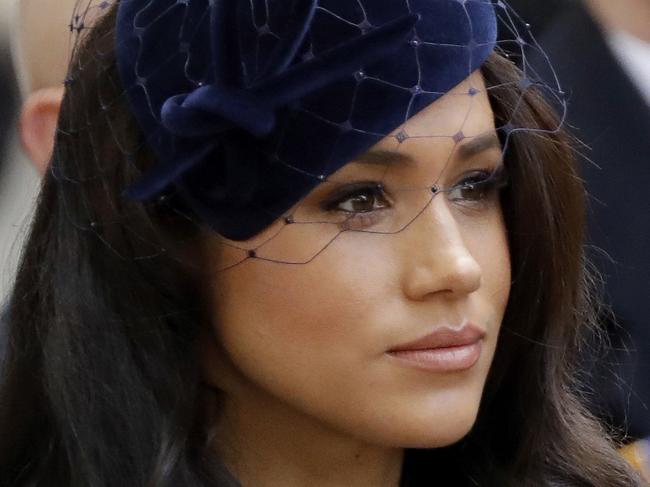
[206,238,409,443]
[485,217,511,309]
[481,232,510,300]
[464,211,511,370]
[210,237,399,378]
[460,207,511,310]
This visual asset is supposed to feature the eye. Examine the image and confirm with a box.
[323,183,391,213]
[447,167,508,203]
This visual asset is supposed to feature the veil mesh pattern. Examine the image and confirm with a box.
[56,0,567,272]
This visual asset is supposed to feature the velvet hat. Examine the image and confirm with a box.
[116,0,498,240]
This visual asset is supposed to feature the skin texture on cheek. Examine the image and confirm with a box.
[200,72,511,485]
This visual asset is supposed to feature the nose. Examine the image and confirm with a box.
[400,196,482,301]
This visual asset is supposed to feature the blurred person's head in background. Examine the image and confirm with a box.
[11,0,77,174]
[583,0,650,43]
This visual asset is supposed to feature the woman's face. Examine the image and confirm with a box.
[202,72,511,449]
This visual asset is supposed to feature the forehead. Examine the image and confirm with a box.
[385,71,493,143]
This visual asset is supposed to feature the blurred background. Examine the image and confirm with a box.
[0,0,648,472]
[0,0,40,306]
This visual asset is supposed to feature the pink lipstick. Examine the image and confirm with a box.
[387,323,485,372]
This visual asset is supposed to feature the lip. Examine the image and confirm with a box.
[387,323,486,372]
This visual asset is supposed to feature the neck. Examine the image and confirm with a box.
[209,391,405,487]
[584,0,650,43]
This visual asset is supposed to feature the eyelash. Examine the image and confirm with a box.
[446,166,509,207]
[321,166,508,224]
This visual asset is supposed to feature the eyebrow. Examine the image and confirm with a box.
[351,149,416,167]
[351,132,502,167]
[455,132,502,160]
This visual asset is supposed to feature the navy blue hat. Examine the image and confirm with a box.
[116,0,497,240]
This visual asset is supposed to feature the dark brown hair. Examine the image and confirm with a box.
[0,5,643,487]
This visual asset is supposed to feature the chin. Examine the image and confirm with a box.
[362,399,482,450]
[404,411,479,449]
[400,384,485,448]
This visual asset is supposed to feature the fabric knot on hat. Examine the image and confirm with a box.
[160,84,276,138]
[161,85,275,137]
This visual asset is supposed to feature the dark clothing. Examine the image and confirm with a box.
[509,0,650,439]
